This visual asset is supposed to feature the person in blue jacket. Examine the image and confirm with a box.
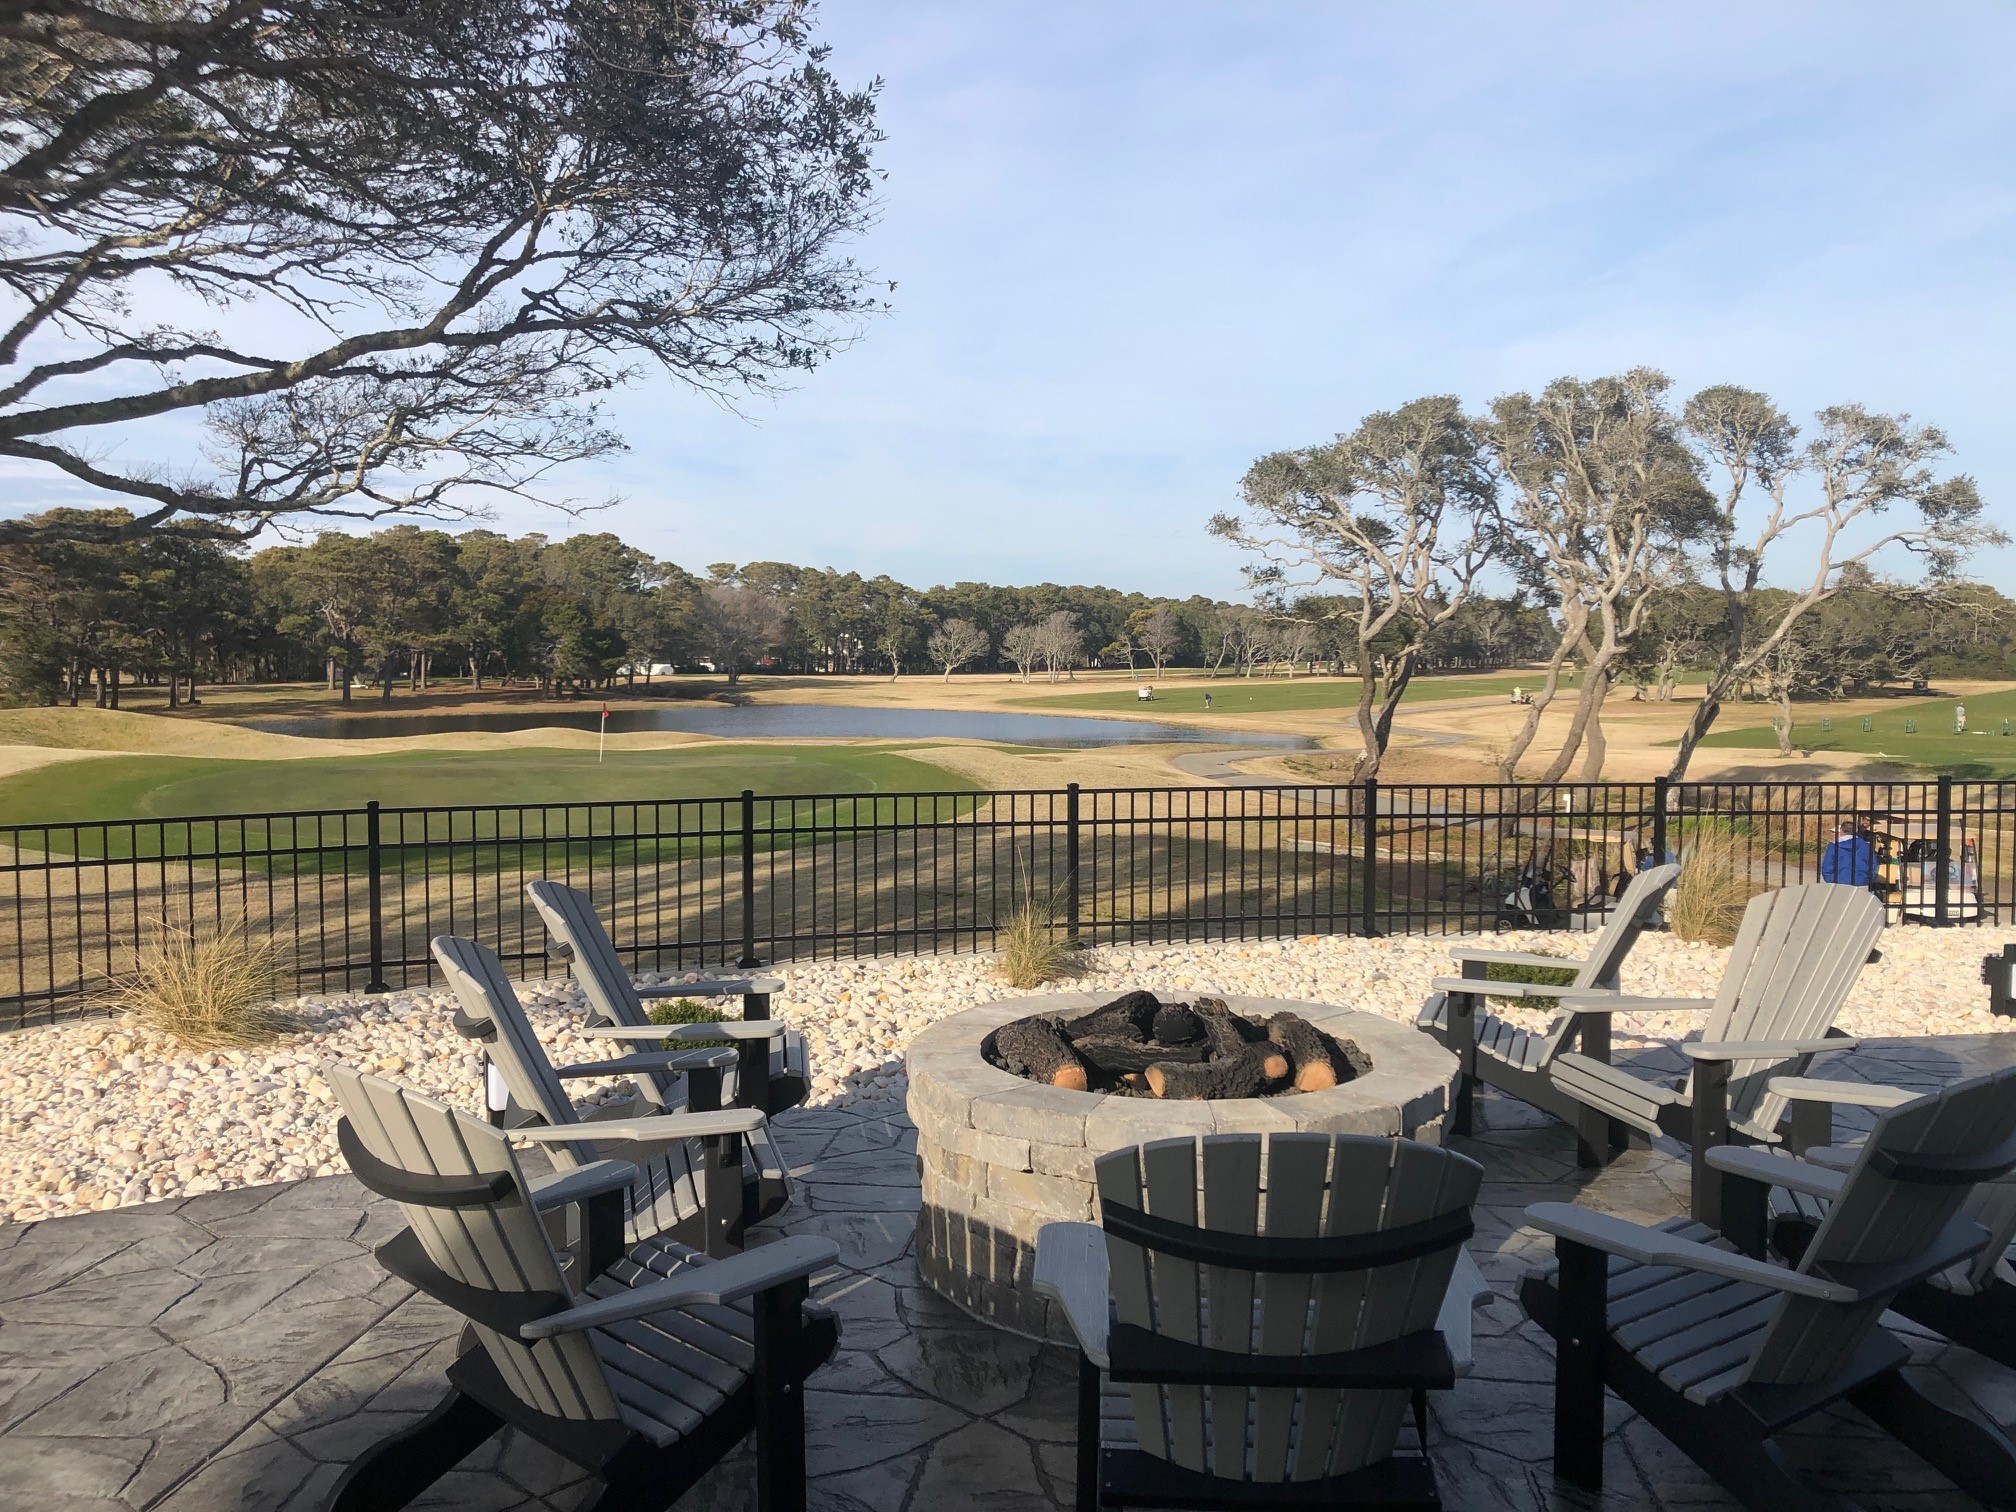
[1819,819,1874,887]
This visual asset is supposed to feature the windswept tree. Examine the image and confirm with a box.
[1036,610,1082,682]
[1131,606,1183,675]
[0,0,881,543]
[926,618,988,681]
[1664,391,2002,777]
[1481,370,1715,781]
[1001,622,1044,682]
[690,584,782,686]
[1218,396,1494,777]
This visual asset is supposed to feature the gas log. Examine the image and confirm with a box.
[985,992,1365,1100]
[988,1016,1088,1090]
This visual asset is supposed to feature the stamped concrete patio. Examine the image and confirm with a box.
[6,1034,2016,1511]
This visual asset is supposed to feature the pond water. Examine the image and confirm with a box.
[240,702,1315,750]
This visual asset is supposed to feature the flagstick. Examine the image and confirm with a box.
[599,703,607,763]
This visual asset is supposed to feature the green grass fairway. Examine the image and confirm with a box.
[1014,671,1560,718]
[1697,686,2016,776]
[0,744,978,866]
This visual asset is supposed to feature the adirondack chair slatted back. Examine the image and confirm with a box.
[1691,885,1885,1133]
[1746,1066,2016,1389]
[1957,1177,2016,1294]
[327,1063,623,1422]
[1095,1133,1482,1484]
[527,881,645,1031]
[429,935,707,1239]
[1575,863,1682,993]
[1526,862,1682,1064]
[432,935,584,1164]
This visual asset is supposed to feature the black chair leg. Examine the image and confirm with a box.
[1450,990,1479,1138]
[753,1278,812,1512]
[1854,1368,2016,1508]
[1552,1238,1608,1493]
[326,1388,502,1512]
[1075,1350,1102,1512]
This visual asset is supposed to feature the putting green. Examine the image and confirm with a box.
[1696,686,2016,777]
[0,743,970,825]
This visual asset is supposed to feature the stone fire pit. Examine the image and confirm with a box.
[908,991,1459,1339]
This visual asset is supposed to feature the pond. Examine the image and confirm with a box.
[239,702,1316,750]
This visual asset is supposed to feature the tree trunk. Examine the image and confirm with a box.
[1578,668,1609,780]
[106,668,118,709]
[66,657,79,706]
[339,662,352,703]
[1771,687,1795,757]
[167,673,181,710]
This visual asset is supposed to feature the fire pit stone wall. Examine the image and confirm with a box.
[908,990,1460,1340]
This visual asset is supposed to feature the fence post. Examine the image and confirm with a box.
[1935,775,1953,927]
[364,801,388,994]
[1650,775,1669,865]
[1359,778,1381,938]
[737,789,759,967]
[1064,783,1082,945]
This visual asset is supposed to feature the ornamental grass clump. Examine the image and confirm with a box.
[996,888,1084,990]
[1668,831,1761,947]
[104,917,294,1051]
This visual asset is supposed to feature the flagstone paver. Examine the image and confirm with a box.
[3,1034,2015,1509]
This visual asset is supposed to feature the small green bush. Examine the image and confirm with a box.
[647,997,731,1053]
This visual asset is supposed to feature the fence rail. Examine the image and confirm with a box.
[3,777,2009,1029]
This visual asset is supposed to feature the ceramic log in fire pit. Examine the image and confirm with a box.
[907,990,1459,1339]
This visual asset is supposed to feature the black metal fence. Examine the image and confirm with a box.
[3,776,2010,1029]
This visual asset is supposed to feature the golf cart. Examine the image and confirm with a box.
[1868,813,1983,923]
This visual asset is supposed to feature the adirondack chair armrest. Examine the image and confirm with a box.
[1033,1221,1110,1368]
[1430,977,1596,1000]
[1797,1145,1859,1171]
[1704,1145,1848,1201]
[518,1235,841,1339]
[1558,994,1714,1015]
[1683,1037,1859,1061]
[1524,1203,1858,1302]
[552,1050,730,1079]
[1446,947,1587,971]
[1766,1077,1917,1110]
[527,1159,641,1211]
[635,977,785,999]
[509,1109,766,1143]
[1437,1248,1494,1377]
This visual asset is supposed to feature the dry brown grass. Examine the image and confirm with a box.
[1668,831,1762,947]
[996,887,1084,990]
[101,916,295,1050]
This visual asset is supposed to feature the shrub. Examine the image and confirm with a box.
[103,917,293,1051]
[1480,949,1576,1007]
[1668,832,1761,947]
[647,997,731,1054]
[996,892,1084,990]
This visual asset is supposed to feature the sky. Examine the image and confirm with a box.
[11,2,2016,600]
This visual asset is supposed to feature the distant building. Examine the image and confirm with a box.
[618,662,680,678]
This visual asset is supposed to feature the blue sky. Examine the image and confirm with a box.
[579,1,2016,596]
[15,3,2016,599]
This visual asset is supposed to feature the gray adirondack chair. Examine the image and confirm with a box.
[323,1063,840,1512]
[1757,1071,2016,1374]
[432,934,787,1257]
[1544,883,1885,1223]
[1034,1132,1489,1510]
[526,879,810,1119]
[1520,1063,2016,1509]
[1416,862,1680,1154]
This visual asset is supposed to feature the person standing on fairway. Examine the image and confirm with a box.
[1956,703,1967,734]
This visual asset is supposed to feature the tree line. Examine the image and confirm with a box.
[1220,370,2009,780]
[0,512,1557,706]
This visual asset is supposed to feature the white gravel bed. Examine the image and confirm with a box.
[2,923,2009,1225]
